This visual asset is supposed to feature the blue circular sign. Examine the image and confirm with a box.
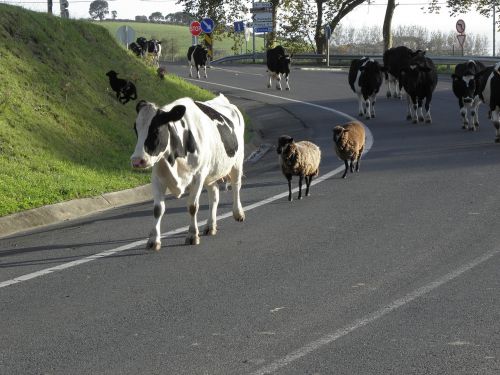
[201,18,215,33]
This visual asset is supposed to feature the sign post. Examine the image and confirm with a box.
[456,19,466,56]
[250,1,273,62]
[324,24,331,67]
[201,17,215,61]
[190,20,202,45]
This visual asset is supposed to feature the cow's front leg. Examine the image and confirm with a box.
[471,98,481,131]
[285,74,290,90]
[267,72,272,88]
[186,175,204,245]
[147,173,167,251]
[491,110,500,143]
[229,166,245,221]
[364,99,372,119]
[203,64,207,78]
[460,106,469,129]
[370,95,377,118]
[417,98,425,123]
[357,94,364,117]
[189,63,193,78]
[203,183,219,236]
[196,65,201,79]
[276,73,282,90]
[424,95,433,123]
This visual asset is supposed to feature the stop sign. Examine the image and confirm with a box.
[190,21,202,36]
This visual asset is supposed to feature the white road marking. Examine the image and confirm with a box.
[0,83,372,290]
[251,247,500,375]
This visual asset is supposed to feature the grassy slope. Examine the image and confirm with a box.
[0,5,214,217]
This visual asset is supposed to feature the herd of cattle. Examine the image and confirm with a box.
[111,43,500,250]
[348,46,500,143]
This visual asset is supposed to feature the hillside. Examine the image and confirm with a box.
[0,5,214,217]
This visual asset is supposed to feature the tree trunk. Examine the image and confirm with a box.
[382,0,397,51]
[314,0,324,54]
[47,0,53,14]
[266,0,280,49]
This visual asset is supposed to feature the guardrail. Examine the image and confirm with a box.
[212,53,500,67]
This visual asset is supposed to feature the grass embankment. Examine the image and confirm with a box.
[0,5,215,217]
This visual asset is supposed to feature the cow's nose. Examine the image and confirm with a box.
[131,158,147,169]
[464,97,473,103]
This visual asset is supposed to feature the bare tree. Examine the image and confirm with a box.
[382,0,396,51]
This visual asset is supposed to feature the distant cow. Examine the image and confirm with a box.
[266,45,291,90]
[348,57,384,119]
[451,60,486,131]
[136,37,148,57]
[475,62,500,142]
[383,46,423,99]
[400,52,438,123]
[130,94,245,250]
[129,42,143,57]
[187,44,209,79]
[147,39,162,67]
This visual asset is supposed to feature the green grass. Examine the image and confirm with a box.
[0,5,219,217]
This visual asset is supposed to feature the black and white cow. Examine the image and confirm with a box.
[129,42,143,57]
[383,46,423,99]
[136,37,148,57]
[266,45,291,90]
[130,94,245,250]
[187,44,208,79]
[348,57,384,119]
[475,62,500,142]
[451,60,486,131]
[400,52,438,123]
[146,39,162,67]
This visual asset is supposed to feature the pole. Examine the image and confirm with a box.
[494,4,496,57]
[252,0,256,63]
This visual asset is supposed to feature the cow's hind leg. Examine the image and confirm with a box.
[424,94,433,123]
[276,73,282,90]
[267,72,272,88]
[203,183,219,236]
[203,64,207,79]
[471,98,481,131]
[147,172,167,251]
[492,110,500,142]
[285,73,290,90]
[189,62,193,78]
[186,175,205,245]
[229,165,245,220]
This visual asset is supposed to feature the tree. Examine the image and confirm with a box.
[47,0,53,14]
[111,10,117,19]
[149,12,164,23]
[165,12,194,24]
[382,0,396,51]
[89,0,109,21]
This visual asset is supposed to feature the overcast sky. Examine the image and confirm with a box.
[2,0,497,51]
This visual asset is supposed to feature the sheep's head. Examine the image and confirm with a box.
[332,126,345,144]
[277,135,293,154]
[281,143,298,167]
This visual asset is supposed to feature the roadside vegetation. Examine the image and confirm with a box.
[0,4,215,217]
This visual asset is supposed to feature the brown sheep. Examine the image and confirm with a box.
[278,136,321,201]
[332,121,366,178]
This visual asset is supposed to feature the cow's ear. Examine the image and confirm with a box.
[136,100,148,113]
[166,105,186,122]
[451,74,459,80]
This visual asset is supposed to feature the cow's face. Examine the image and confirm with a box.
[452,72,476,103]
[131,100,186,169]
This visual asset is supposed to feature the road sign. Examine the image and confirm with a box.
[254,22,273,28]
[201,17,215,33]
[324,24,331,40]
[190,21,202,36]
[234,21,245,33]
[250,2,272,12]
[252,12,272,22]
[457,34,466,47]
[456,19,465,34]
[254,26,273,33]
[116,25,136,45]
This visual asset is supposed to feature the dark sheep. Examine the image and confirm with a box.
[105,70,137,105]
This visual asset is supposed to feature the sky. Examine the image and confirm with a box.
[2,0,498,52]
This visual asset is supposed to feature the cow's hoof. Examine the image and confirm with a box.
[474,123,480,130]
[185,236,200,245]
[495,138,500,143]
[286,87,290,91]
[412,119,418,124]
[267,84,271,89]
[234,211,245,222]
[406,115,412,120]
[425,119,432,124]
[469,127,476,132]
[418,117,425,122]
[462,125,468,129]
[288,197,293,202]
[146,239,161,251]
[203,226,217,236]
[358,112,364,117]
[386,92,391,98]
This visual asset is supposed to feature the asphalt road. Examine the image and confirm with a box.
[1,63,500,374]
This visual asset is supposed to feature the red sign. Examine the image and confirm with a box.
[456,19,465,34]
[190,21,202,36]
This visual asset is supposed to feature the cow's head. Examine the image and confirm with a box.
[130,100,187,169]
[359,59,383,87]
[452,71,476,104]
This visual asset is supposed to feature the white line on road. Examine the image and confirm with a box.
[251,247,500,375]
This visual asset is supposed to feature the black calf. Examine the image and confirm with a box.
[105,70,137,105]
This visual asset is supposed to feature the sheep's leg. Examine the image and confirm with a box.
[356,147,364,173]
[286,174,293,201]
[297,175,304,200]
[342,160,349,179]
[305,176,312,196]
[203,183,219,236]
[186,174,205,245]
[147,171,167,251]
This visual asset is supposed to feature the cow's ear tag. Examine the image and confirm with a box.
[169,105,186,122]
